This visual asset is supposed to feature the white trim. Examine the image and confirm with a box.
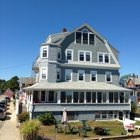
[105,71,112,83]
[40,67,48,80]
[78,50,92,62]
[57,68,61,81]
[104,40,120,66]
[90,71,97,82]
[98,52,110,63]
[78,70,85,82]
[40,45,49,59]
[65,49,73,61]
[65,69,73,82]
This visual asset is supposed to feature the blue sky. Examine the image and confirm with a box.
[0,0,140,80]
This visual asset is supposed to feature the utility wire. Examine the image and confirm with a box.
[0,63,32,70]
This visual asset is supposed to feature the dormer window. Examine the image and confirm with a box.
[75,28,94,45]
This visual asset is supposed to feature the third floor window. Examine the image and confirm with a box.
[78,51,92,62]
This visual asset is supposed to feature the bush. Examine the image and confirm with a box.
[131,102,137,113]
[18,112,29,123]
[20,119,41,140]
[38,112,55,126]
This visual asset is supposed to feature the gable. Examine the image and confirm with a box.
[59,23,120,67]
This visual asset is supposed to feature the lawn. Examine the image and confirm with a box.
[37,120,140,140]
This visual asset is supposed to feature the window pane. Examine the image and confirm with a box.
[79,71,84,81]
[97,92,102,103]
[103,92,106,103]
[95,111,100,118]
[41,91,45,101]
[66,70,72,81]
[67,50,72,60]
[125,92,129,103]
[114,92,118,103]
[120,92,124,103]
[42,69,46,79]
[79,52,84,61]
[106,74,111,82]
[83,33,88,44]
[89,34,94,45]
[109,92,113,103]
[86,92,91,103]
[79,92,84,103]
[108,111,113,118]
[49,91,54,102]
[99,54,103,62]
[61,92,66,103]
[92,92,96,103]
[73,92,78,103]
[42,48,47,57]
[86,52,90,61]
[102,111,107,118]
[91,72,96,81]
[57,70,60,80]
[105,54,109,63]
[76,32,81,43]
[67,91,72,103]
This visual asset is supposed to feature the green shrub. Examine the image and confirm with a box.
[38,112,55,126]
[18,112,29,123]
[131,102,137,113]
[20,119,41,140]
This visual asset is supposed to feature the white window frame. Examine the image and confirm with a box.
[57,48,61,60]
[40,67,47,80]
[90,71,97,82]
[98,52,110,63]
[41,45,48,58]
[78,70,85,82]
[65,49,73,61]
[65,69,73,81]
[75,28,95,45]
[105,72,112,82]
[78,50,92,62]
[57,68,61,81]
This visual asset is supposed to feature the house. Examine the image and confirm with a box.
[125,75,140,103]
[23,23,132,121]
[19,77,35,91]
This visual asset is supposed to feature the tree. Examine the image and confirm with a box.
[131,102,137,113]
[120,74,131,82]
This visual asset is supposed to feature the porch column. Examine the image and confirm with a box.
[84,91,86,103]
[57,91,60,103]
[106,92,109,103]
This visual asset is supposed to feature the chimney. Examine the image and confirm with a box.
[62,28,67,33]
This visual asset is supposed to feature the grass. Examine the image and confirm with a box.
[36,120,140,140]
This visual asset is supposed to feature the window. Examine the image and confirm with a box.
[97,92,102,103]
[60,91,72,103]
[102,92,107,103]
[41,46,48,58]
[98,53,110,63]
[78,51,92,62]
[109,92,113,103]
[41,68,47,79]
[114,92,118,103]
[57,48,61,59]
[105,72,112,82]
[92,92,96,103]
[75,29,94,45]
[41,91,45,102]
[73,92,84,103]
[66,49,73,61]
[57,69,61,81]
[48,91,54,102]
[78,70,85,81]
[86,92,91,103]
[124,92,129,103]
[90,71,97,81]
[120,92,124,103]
[65,69,72,81]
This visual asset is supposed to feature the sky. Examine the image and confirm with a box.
[0,0,140,81]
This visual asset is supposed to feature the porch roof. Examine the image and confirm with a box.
[23,82,132,92]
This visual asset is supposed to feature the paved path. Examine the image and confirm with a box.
[0,98,21,140]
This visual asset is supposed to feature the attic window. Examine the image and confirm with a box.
[76,29,94,45]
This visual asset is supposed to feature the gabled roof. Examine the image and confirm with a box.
[23,82,131,92]
[130,77,140,85]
